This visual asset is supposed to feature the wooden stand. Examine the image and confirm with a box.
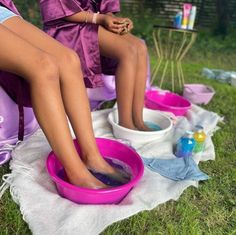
[151,25,197,91]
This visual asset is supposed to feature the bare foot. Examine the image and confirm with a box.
[65,167,108,189]
[135,122,154,132]
[83,154,130,184]
[119,122,137,130]
[119,121,153,132]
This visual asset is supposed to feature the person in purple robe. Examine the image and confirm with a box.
[0,0,127,189]
[39,0,151,131]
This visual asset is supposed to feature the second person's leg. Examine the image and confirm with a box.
[121,34,149,131]
[98,26,151,131]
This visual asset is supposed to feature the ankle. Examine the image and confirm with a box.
[134,120,145,129]
[119,121,137,130]
[65,167,87,183]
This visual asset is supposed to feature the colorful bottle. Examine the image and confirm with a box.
[174,11,183,29]
[193,125,206,153]
[187,6,197,30]
[182,3,192,29]
[175,131,195,158]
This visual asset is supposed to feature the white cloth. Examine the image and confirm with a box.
[3,105,221,235]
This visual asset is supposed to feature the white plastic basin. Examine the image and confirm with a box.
[108,108,173,145]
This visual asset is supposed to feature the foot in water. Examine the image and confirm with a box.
[119,121,138,131]
[135,121,154,131]
[83,154,131,185]
[144,121,162,131]
[118,121,154,132]
[63,167,108,189]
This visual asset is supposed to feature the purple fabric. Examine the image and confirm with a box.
[0,72,31,107]
[0,1,38,165]
[39,0,120,88]
[0,0,33,146]
[0,0,19,14]
[0,0,31,106]
[87,74,116,110]
[0,150,11,165]
[0,86,39,165]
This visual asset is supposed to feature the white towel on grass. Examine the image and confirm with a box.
[3,105,221,235]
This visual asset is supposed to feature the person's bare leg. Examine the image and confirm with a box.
[98,26,138,130]
[0,22,106,188]
[98,27,152,131]
[3,17,124,179]
[121,34,151,131]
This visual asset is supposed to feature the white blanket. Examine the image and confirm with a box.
[3,105,221,235]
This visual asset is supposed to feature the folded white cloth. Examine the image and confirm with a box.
[2,105,221,235]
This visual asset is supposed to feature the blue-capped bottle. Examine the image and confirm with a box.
[173,11,183,29]
[175,131,195,158]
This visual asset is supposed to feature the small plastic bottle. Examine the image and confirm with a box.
[193,125,206,153]
[173,11,183,29]
[187,6,197,30]
[175,131,195,158]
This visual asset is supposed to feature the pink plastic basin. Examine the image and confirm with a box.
[183,84,215,105]
[46,138,144,204]
[145,90,191,116]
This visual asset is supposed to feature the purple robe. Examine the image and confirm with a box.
[39,0,120,88]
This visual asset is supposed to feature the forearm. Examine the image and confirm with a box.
[64,11,129,34]
[64,11,106,25]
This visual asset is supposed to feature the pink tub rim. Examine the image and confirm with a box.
[183,83,215,94]
[145,90,192,110]
[46,138,144,194]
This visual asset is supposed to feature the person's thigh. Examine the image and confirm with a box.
[121,33,142,45]
[0,24,51,80]
[2,17,71,60]
[98,26,137,60]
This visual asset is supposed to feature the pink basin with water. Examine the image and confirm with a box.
[47,138,144,204]
[145,90,191,116]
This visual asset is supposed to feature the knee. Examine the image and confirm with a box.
[120,41,138,63]
[30,53,59,86]
[136,40,148,58]
[59,48,81,70]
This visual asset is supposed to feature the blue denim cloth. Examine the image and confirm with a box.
[142,156,209,181]
[0,6,17,23]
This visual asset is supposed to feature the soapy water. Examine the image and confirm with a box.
[145,121,162,131]
[57,157,132,187]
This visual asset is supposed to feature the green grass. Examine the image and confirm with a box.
[1,2,236,234]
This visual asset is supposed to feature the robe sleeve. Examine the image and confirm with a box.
[99,0,120,14]
[39,0,88,23]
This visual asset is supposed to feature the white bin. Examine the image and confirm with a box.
[108,108,173,145]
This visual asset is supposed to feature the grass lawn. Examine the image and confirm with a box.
[0,23,236,235]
